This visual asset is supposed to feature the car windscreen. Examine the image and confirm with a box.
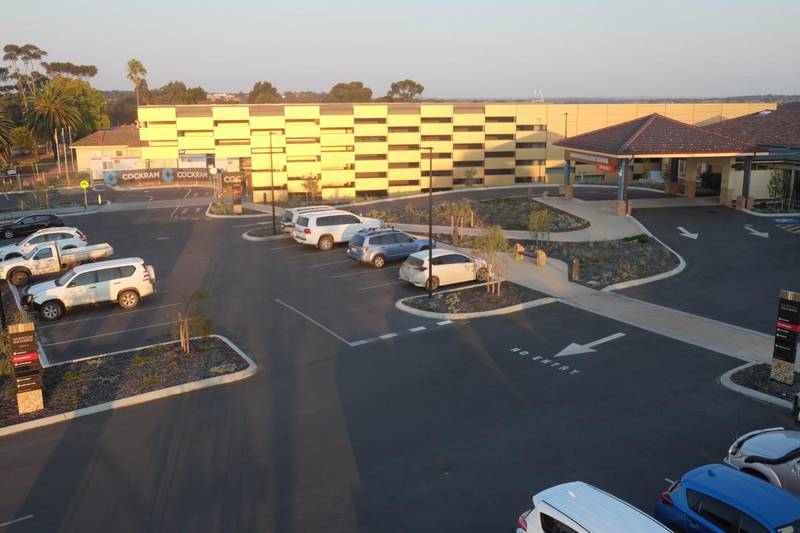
[55,269,75,286]
[406,256,424,268]
[296,216,309,227]
[350,235,365,247]
[23,247,42,260]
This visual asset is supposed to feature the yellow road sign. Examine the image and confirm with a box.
[80,179,89,189]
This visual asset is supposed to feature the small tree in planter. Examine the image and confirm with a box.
[463,168,477,187]
[301,175,322,202]
[472,224,509,296]
[528,206,552,249]
[174,290,214,353]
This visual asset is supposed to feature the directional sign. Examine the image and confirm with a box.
[677,226,699,239]
[554,332,626,357]
[744,224,769,238]
[79,179,89,189]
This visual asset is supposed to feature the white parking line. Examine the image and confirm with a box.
[0,515,34,529]
[39,303,184,329]
[233,222,269,228]
[181,208,189,215]
[274,298,350,345]
[156,236,170,240]
[194,207,202,213]
[355,280,405,291]
[43,321,176,347]
[270,244,300,251]
[184,189,192,199]
[379,333,398,340]
[331,265,400,279]
[305,259,351,269]
[287,251,335,260]
[437,320,453,325]
[409,326,426,332]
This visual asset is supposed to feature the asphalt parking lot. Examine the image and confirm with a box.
[626,206,800,334]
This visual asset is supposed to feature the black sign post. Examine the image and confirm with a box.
[9,322,43,414]
[771,289,800,385]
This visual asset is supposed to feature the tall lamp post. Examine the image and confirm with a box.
[269,131,277,234]
[423,146,434,299]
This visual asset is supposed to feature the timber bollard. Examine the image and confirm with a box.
[535,249,547,267]
[570,257,580,281]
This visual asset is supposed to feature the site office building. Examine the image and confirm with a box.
[136,102,775,202]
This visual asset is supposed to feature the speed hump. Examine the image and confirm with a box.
[80,179,90,189]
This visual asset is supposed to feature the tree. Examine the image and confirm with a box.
[325,81,372,103]
[301,175,321,200]
[283,91,328,103]
[24,82,80,141]
[463,168,477,187]
[106,94,138,125]
[149,81,207,105]
[42,62,98,79]
[768,169,796,211]
[387,79,424,102]
[247,81,281,104]
[9,126,37,156]
[0,109,12,162]
[472,225,509,295]
[528,206,552,248]
[49,76,109,137]
[126,59,147,106]
[3,44,48,105]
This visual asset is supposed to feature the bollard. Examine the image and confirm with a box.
[535,249,547,267]
[570,257,580,281]
[97,193,102,205]
[794,393,800,426]
[514,243,524,261]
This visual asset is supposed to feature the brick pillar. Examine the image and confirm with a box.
[684,159,698,199]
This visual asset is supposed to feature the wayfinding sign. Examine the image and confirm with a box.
[771,289,800,385]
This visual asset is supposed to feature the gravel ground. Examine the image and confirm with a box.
[730,363,800,402]
[404,282,547,313]
[0,337,248,428]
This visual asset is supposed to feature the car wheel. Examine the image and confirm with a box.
[118,290,140,310]
[476,267,489,282]
[9,269,30,287]
[317,235,334,251]
[3,229,13,239]
[425,276,439,291]
[40,300,63,321]
[372,254,386,269]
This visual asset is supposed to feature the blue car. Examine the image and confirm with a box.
[346,228,433,269]
[655,464,800,533]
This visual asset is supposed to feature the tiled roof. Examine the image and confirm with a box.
[704,109,800,149]
[71,124,144,148]
[554,113,758,156]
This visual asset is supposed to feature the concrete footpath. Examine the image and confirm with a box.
[501,255,774,363]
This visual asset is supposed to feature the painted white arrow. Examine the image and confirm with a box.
[677,226,699,239]
[554,332,626,357]
[744,224,769,238]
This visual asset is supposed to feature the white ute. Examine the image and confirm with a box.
[0,241,114,286]
[0,227,87,261]
[292,210,381,250]
[24,257,156,321]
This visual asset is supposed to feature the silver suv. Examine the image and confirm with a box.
[346,229,432,268]
[725,427,800,496]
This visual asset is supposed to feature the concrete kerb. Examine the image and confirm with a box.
[242,230,289,242]
[205,203,270,219]
[0,334,258,439]
[742,208,800,218]
[719,362,793,410]
[601,215,687,292]
[395,281,558,320]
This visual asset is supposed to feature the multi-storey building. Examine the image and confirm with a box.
[135,102,775,202]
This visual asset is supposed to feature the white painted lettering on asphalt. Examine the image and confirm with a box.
[510,347,520,352]
[510,346,581,377]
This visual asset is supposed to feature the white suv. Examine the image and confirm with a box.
[0,227,87,261]
[292,210,381,250]
[24,257,156,321]
[280,205,332,233]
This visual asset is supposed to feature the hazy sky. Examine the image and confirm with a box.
[4,0,798,99]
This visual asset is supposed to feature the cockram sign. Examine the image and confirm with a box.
[102,168,210,186]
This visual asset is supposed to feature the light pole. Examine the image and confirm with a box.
[269,131,276,234]
[423,146,434,299]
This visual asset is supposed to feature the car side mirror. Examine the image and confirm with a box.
[67,282,76,288]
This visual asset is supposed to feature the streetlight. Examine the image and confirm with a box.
[422,146,434,299]
[269,131,277,234]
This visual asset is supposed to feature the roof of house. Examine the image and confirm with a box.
[554,113,759,156]
[704,109,800,149]
[70,124,144,148]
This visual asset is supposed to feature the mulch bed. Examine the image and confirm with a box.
[403,281,547,314]
[0,337,248,428]
[245,227,276,238]
[363,196,589,233]
[730,363,800,402]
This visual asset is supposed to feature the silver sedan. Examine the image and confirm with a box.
[724,427,800,496]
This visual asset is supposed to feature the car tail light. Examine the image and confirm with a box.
[303,228,311,234]
[517,510,531,531]
[660,491,673,505]
[77,231,87,241]
[143,268,151,282]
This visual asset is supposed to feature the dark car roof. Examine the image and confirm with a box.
[683,464,800,526]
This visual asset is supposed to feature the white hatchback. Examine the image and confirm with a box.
[516,482,671,533]
[0,227,87,261]
[399,249,488,290]
[292,210,381,250]
[24,257,156,321]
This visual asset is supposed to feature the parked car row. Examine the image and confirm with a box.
[0,219,157,321]
[517,428,800,532]
[281,205,489,289]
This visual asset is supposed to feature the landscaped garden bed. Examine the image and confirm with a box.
[365,196,589,232]
[402,281,548,314]
[0,336,249,428]
[244,226,277,238]
[730,363,800,403]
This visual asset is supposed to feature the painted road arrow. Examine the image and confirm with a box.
[677,226,699,239]
[744,224,769,238]
[555,332,626,357]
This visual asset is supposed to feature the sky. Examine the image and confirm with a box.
[4,0,799,99]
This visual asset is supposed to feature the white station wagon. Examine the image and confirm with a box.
[0,227,87,261]
[292,210,381,250]
[399,249,488,290]
[24,257,156,321]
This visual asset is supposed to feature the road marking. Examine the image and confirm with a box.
[744,224,769,238]
[43,321,176,346]
[39,303,184,329]
[274,298,351,345]
[437,320,453,325]
[409,326,426,332]
[350,339,371,346]
[332,265,400,279]
[233,222,269,228]
[194,207,202,213]
[677,226,699,239]
[169,206,181,219]
[305,259,351,269]
[379,333,398,339]
[355,280,405,291]
[181,208,189,215]
[184,189,192,199]
[156,236,170,240]
[270,244,301,251]
[555,332,626,357]
[0,515,34,529]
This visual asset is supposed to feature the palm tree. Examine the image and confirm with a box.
[24,83,80,143]
[126,59,148,106]
[0,110,13,163]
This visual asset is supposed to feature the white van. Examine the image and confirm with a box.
[279,205,332,233]
[516,482,671,533]
[292,210,381,250]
